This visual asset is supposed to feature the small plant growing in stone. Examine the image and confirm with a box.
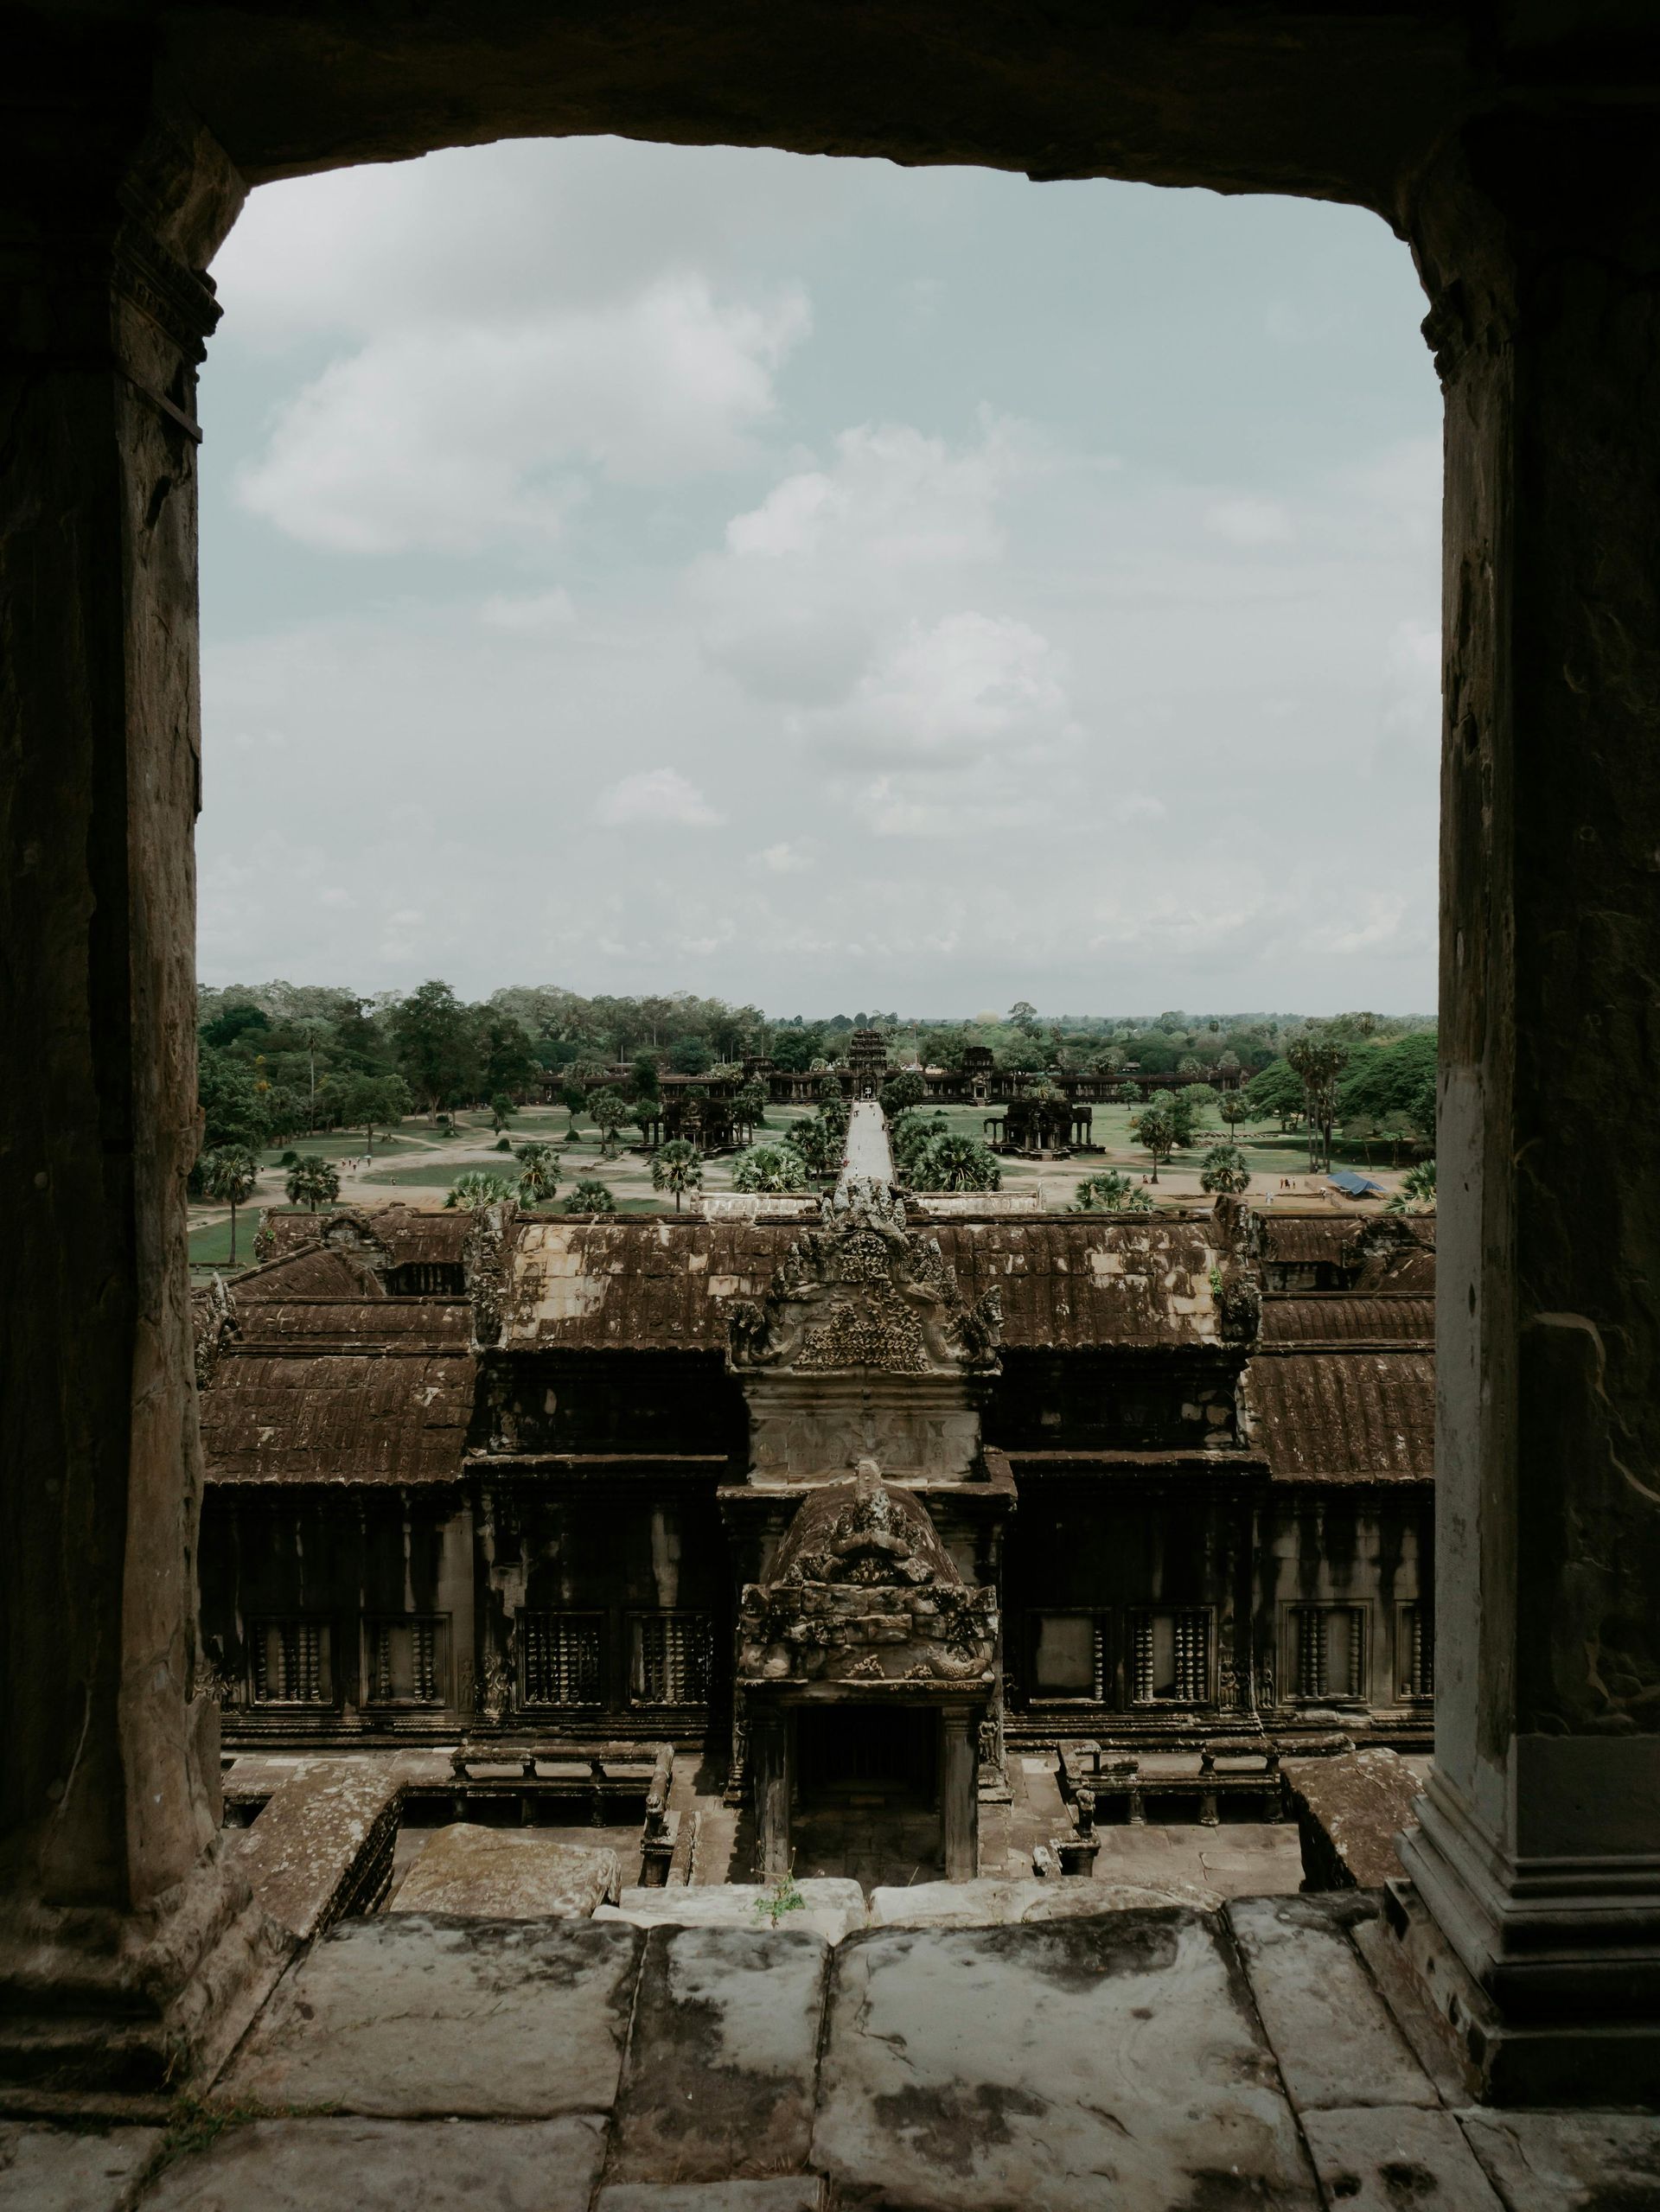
[754,1863,806,1928]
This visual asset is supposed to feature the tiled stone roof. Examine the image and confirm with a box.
[1243,1350,1434,1482]
[501,1216,1230,1352]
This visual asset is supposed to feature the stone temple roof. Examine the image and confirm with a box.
[195,1203,1438,1488]
[199,1268,475,1485]
[1258,1296,1433,1347]
[498,1215,1235,1354]
[1243,1351,1435,1482]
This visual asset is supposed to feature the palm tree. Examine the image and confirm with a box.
[651,1139,703,1214]
[731,1144,808,1195]
[1199,1144,1252,1195]
[1073,1170,1152,1213]
[911,1134,1000,1193]
[565,1178,616,1214]
[782,1115,842,1178]
[514,1142,560,1209]
[284,1155,341,1212]
[201,1144,259,1265]
[732,1080,769,1137]
[444,1170,517,1211]
[1388,1158,1437,1214]
[1129,1098,1177,1183]
[589,1087,629,1160]
[1286,1036,1350,1173]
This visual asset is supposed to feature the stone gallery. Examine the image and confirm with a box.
[7,0,1660,2197]
[194,1103,1435,1887]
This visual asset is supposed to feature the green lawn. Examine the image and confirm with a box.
[358,1160,520,1189]
[257,1130,427,1166]
[188,1208,265,1268]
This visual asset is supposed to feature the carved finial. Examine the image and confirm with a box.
[853,1455,882,1498]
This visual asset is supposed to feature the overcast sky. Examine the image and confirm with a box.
[198,137,1441,1017]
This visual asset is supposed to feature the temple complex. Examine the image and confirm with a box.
[192,1100,1434,1886]
[546,1042,1242,1156]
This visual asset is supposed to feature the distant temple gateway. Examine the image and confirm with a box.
[194,1102,1433,1878]
[547,1028,1242,1155]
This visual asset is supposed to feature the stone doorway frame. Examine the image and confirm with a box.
[5,3,1660,2100]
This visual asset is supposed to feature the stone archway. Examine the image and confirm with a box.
[5,2,1660,2098]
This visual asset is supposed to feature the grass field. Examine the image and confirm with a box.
[255,1131,425,1166]
[188,1208,265,1266]
[190,1098,1402,1268]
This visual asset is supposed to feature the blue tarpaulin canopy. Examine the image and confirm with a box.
[1328,1170,1385,1198]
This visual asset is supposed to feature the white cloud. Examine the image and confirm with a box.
[753,842,813,873]
[199,142,1442,1010]
[800,612,1077,774]
[1204,497,1293,546]
[694,417,1044,712]
[595,768,724,828]
[480,589,577,634]
[211,137,905,349]
[725,417,1025,566]
[236,277,809,554]
[1378,615,1441,746]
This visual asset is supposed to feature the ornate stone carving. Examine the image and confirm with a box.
[736,1461,998,1687]
[464,1199,519,1349]
[727,1182,1001,1378]
[1209,1259,1262,1343]
[191,1272,238,1391]
[480,1642,514,1724]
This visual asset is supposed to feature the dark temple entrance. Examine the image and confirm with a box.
[795,1705,940,1807]
[790,1703,947,1891]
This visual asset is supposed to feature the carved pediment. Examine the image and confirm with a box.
[727,1179,1001,1378]
[737,1462,999,1687]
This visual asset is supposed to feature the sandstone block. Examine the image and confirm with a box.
[813,1914,1316,2210]
[1281,1747,1422,1890]
[1300,2107,1506,2212]
[1456,2110,1660,2210]
[0,2123,159,2212]
[606,1924,829,2183]
[140,2117,604,2210]
[221,1915,641,2117]
[596,2186,823,2212]
[390,1826,620,1918]
[868,1875,1221,1925]
[596,1877,865,1943]
[1229,1893,1435,2111]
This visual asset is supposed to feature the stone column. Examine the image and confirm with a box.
[752,1706,791,1881]
[1393,115,1660,2102]
[0,72,259,2087]
[941,1710,979,1882]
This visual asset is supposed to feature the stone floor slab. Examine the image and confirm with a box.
[607,1924,829,2184]
[137,2117,604,2210]
[1229,1894,1435,2112]
[597,1878,865,1943]
[1456,2109,1660,2210]
[0,2122,159,2212]
[220,1914,641,2118]
[388,1825,619,1918]
[868,1875,1221,1925]
[813,1910,1317,2211]
[1301,2107,1506,2212]
[597,2187,823,2211]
